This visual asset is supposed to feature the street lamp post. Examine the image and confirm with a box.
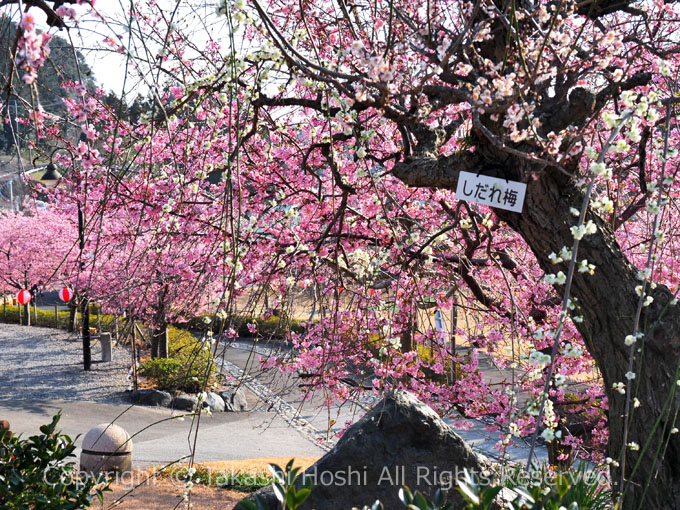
[78,202,91,371]
[40,158,91,371]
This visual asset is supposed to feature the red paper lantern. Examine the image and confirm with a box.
[17,289,31,305]
[59,287,73,302]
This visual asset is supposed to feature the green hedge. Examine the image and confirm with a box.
[0,304,304,339]
[0,304,126,334]
[182,313,304,340]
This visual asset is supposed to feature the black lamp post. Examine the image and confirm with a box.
[41,162,61,182]
[43,156,91,371]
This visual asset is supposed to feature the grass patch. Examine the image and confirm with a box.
[159,458,318,493]
[183,314,304,340]
[163,465,272,492]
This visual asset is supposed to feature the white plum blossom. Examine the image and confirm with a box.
[549,252,563,264]
[578,259,596,274]
[544,271,566,285]
[585,147,599,159]
[571,220,597,240]
[529,351,552,366]
[646,202,661,215]
[637,268,652,280]
[590,162,610,177]
[541,428,562,442]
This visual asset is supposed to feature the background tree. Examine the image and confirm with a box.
[0,207,75,324]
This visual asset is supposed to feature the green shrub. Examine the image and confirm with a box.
[138,327,216,393]
[138,358,185,391]
[458,465,610,510]
[183,313,304,339]
[237,460,314,510]
[0,412,107,509]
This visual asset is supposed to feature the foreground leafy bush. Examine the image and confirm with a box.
[237,460,314,510]
[0,412,105,509]
[458,466,610,510]
[236,461,609,510]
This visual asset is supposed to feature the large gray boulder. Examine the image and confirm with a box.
[203,392,226,412]
[129,389,172,407]
[220,387,249,412]
[237,390,494,510]
[172,393,199,412]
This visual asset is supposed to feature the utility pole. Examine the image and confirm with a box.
[12,99,19,154]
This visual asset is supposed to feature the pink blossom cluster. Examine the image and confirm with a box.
[16,13,52,85]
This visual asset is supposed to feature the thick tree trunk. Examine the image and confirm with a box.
[395,151,680,508]
[498,168,680,509]
[81,296,91,371]
[151,323,168,359]
[68,300,76,332]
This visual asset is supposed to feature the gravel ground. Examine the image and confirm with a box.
[0,324,131,403]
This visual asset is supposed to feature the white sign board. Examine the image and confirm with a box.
[455,171,526,213]
[434,310,446,333]
[434,310,448,345]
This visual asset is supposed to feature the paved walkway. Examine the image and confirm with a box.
[221,339,548,464]
[0,399,324,466]
[0,325,547,469]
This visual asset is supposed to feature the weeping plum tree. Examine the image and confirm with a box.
[231,0,680,505]
[2,0,680,507]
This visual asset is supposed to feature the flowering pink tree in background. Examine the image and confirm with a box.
[0,207,76,323]
[1,0,680,507]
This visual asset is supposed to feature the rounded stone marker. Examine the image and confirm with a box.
[80,423,133,474]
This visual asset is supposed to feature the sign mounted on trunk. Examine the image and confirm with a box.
[455,171,526,213]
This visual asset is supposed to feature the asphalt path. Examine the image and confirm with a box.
[0,329,546,468]
[0,399,325,466]
[218,339,548,464]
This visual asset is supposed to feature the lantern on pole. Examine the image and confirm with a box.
[17,289,31,305]
[59,287,73,302]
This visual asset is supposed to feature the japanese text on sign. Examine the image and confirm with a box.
[455,171,527,213]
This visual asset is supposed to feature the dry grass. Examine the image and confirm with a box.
[198,456,319,474]
[94,467,245,510]
[95,458,319,509]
